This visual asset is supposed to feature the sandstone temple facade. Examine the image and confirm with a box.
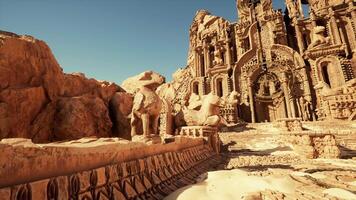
[0,1,356,199]
[175,0,356,123]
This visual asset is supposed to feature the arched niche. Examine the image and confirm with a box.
[211,73,228,97]
[191,81,200,95]
[316,56,345,88]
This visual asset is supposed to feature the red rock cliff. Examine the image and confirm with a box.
[0,31,128,142]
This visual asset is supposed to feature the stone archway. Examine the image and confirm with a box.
[233,44,308,123]
[252,72,287,122]
[316,56,345,88]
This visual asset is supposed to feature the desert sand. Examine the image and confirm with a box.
[167,122,356,200]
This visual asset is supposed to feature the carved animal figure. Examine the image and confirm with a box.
[309,26,330,49]
[130,71,164,138]
[181,93,222,127]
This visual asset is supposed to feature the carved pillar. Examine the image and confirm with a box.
[347,0,356,32]
[203,40,209,70]
[301,68,311,98]
[291,99,296,118]
[281,73,292,118]
[225,40,232,68]
[196,47,203,77]
[194,49,199,76]
[248,77,256,123]
[206,46,211,69]
[293,19,305,54]
[329,8,342,45]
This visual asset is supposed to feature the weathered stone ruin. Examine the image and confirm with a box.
[167,0,356,124]
[0,0,355,199]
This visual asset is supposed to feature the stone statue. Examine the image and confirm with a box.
[299,96,311,121]
[308,26,331,49]
[180,93,222,127]
[130,71,164,138]
[213,47,223,65]
[227,91,240,106]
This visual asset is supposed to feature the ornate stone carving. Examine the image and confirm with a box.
[177,93,222,127]
[130,72,164,139]
[308,26,331,49]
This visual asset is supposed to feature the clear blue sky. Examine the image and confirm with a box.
[0,0,286,84]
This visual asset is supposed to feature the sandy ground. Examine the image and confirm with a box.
[166,123,356,200]
[166,164,356,200]
[166,169,297,200]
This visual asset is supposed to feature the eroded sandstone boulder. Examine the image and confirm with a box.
[121,71,165,94]
[54,96,112,140]
[63,73,123,103]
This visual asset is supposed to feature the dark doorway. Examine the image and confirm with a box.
[322,64,331,86]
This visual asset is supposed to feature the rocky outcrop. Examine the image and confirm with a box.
[0,31,125,142]
[121,71,165,94]
[0,86,48,139]
[63,73,121,103]
[54,96,112,140]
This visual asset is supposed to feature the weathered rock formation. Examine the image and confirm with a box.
[121,71,165,94]
[0,31,126,142]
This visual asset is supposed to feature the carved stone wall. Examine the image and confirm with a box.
[0,138,220,199]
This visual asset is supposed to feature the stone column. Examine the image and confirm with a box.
[194,49,199,76]
[203,40,209,70]
[225,40,232,68]
[281,73,292,118]
[206,45,211,69]
[301,68,311,98]
[196,47,203,77]
[347,0,356,32]
[291,99,296,118]
[248,77,256,123]
[329,8,342,45]
[293,19,305,54]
